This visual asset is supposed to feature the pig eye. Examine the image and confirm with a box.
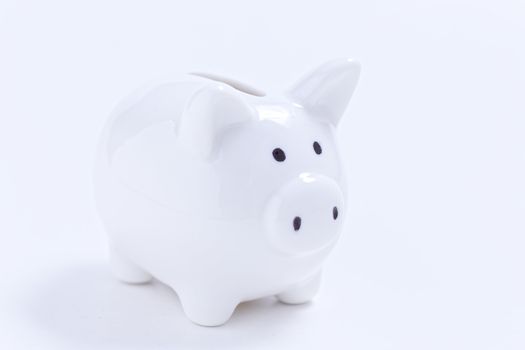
[272,148,286,162]
[313,141,322,155]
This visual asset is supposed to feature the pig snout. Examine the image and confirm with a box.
[264,173,344,255]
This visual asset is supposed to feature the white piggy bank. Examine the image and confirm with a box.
[94,59,360,326]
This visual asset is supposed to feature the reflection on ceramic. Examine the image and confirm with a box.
[94,58,361,326]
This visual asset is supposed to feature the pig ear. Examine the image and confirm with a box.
[287,58,361,126]
[179,84,255,160]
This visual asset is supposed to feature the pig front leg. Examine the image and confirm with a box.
[109,246,152,284]
[276,270,322,304]
[177,288,239,327]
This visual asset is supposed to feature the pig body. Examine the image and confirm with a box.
[94,59,360,326]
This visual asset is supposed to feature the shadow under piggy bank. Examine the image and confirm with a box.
[26,264,313,349]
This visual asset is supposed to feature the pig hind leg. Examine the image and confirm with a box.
[276,270,322,304]
[109,246,153,284]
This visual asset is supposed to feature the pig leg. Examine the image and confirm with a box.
[276,270,322,304]
[178,289,238,326]
[109,246,152,284]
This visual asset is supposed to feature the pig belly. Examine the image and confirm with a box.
[95,168,328,303]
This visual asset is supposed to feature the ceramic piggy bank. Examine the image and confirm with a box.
[94,59,360,326]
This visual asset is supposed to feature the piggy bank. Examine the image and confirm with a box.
[94,58,360,326]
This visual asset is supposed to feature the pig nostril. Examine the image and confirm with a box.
[333,206,338,220]
[293,216,302,231]
[313,141,322,155]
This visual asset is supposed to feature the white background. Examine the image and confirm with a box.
[1,0,524,349]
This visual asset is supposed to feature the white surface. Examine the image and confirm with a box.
[0,0,524,348]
